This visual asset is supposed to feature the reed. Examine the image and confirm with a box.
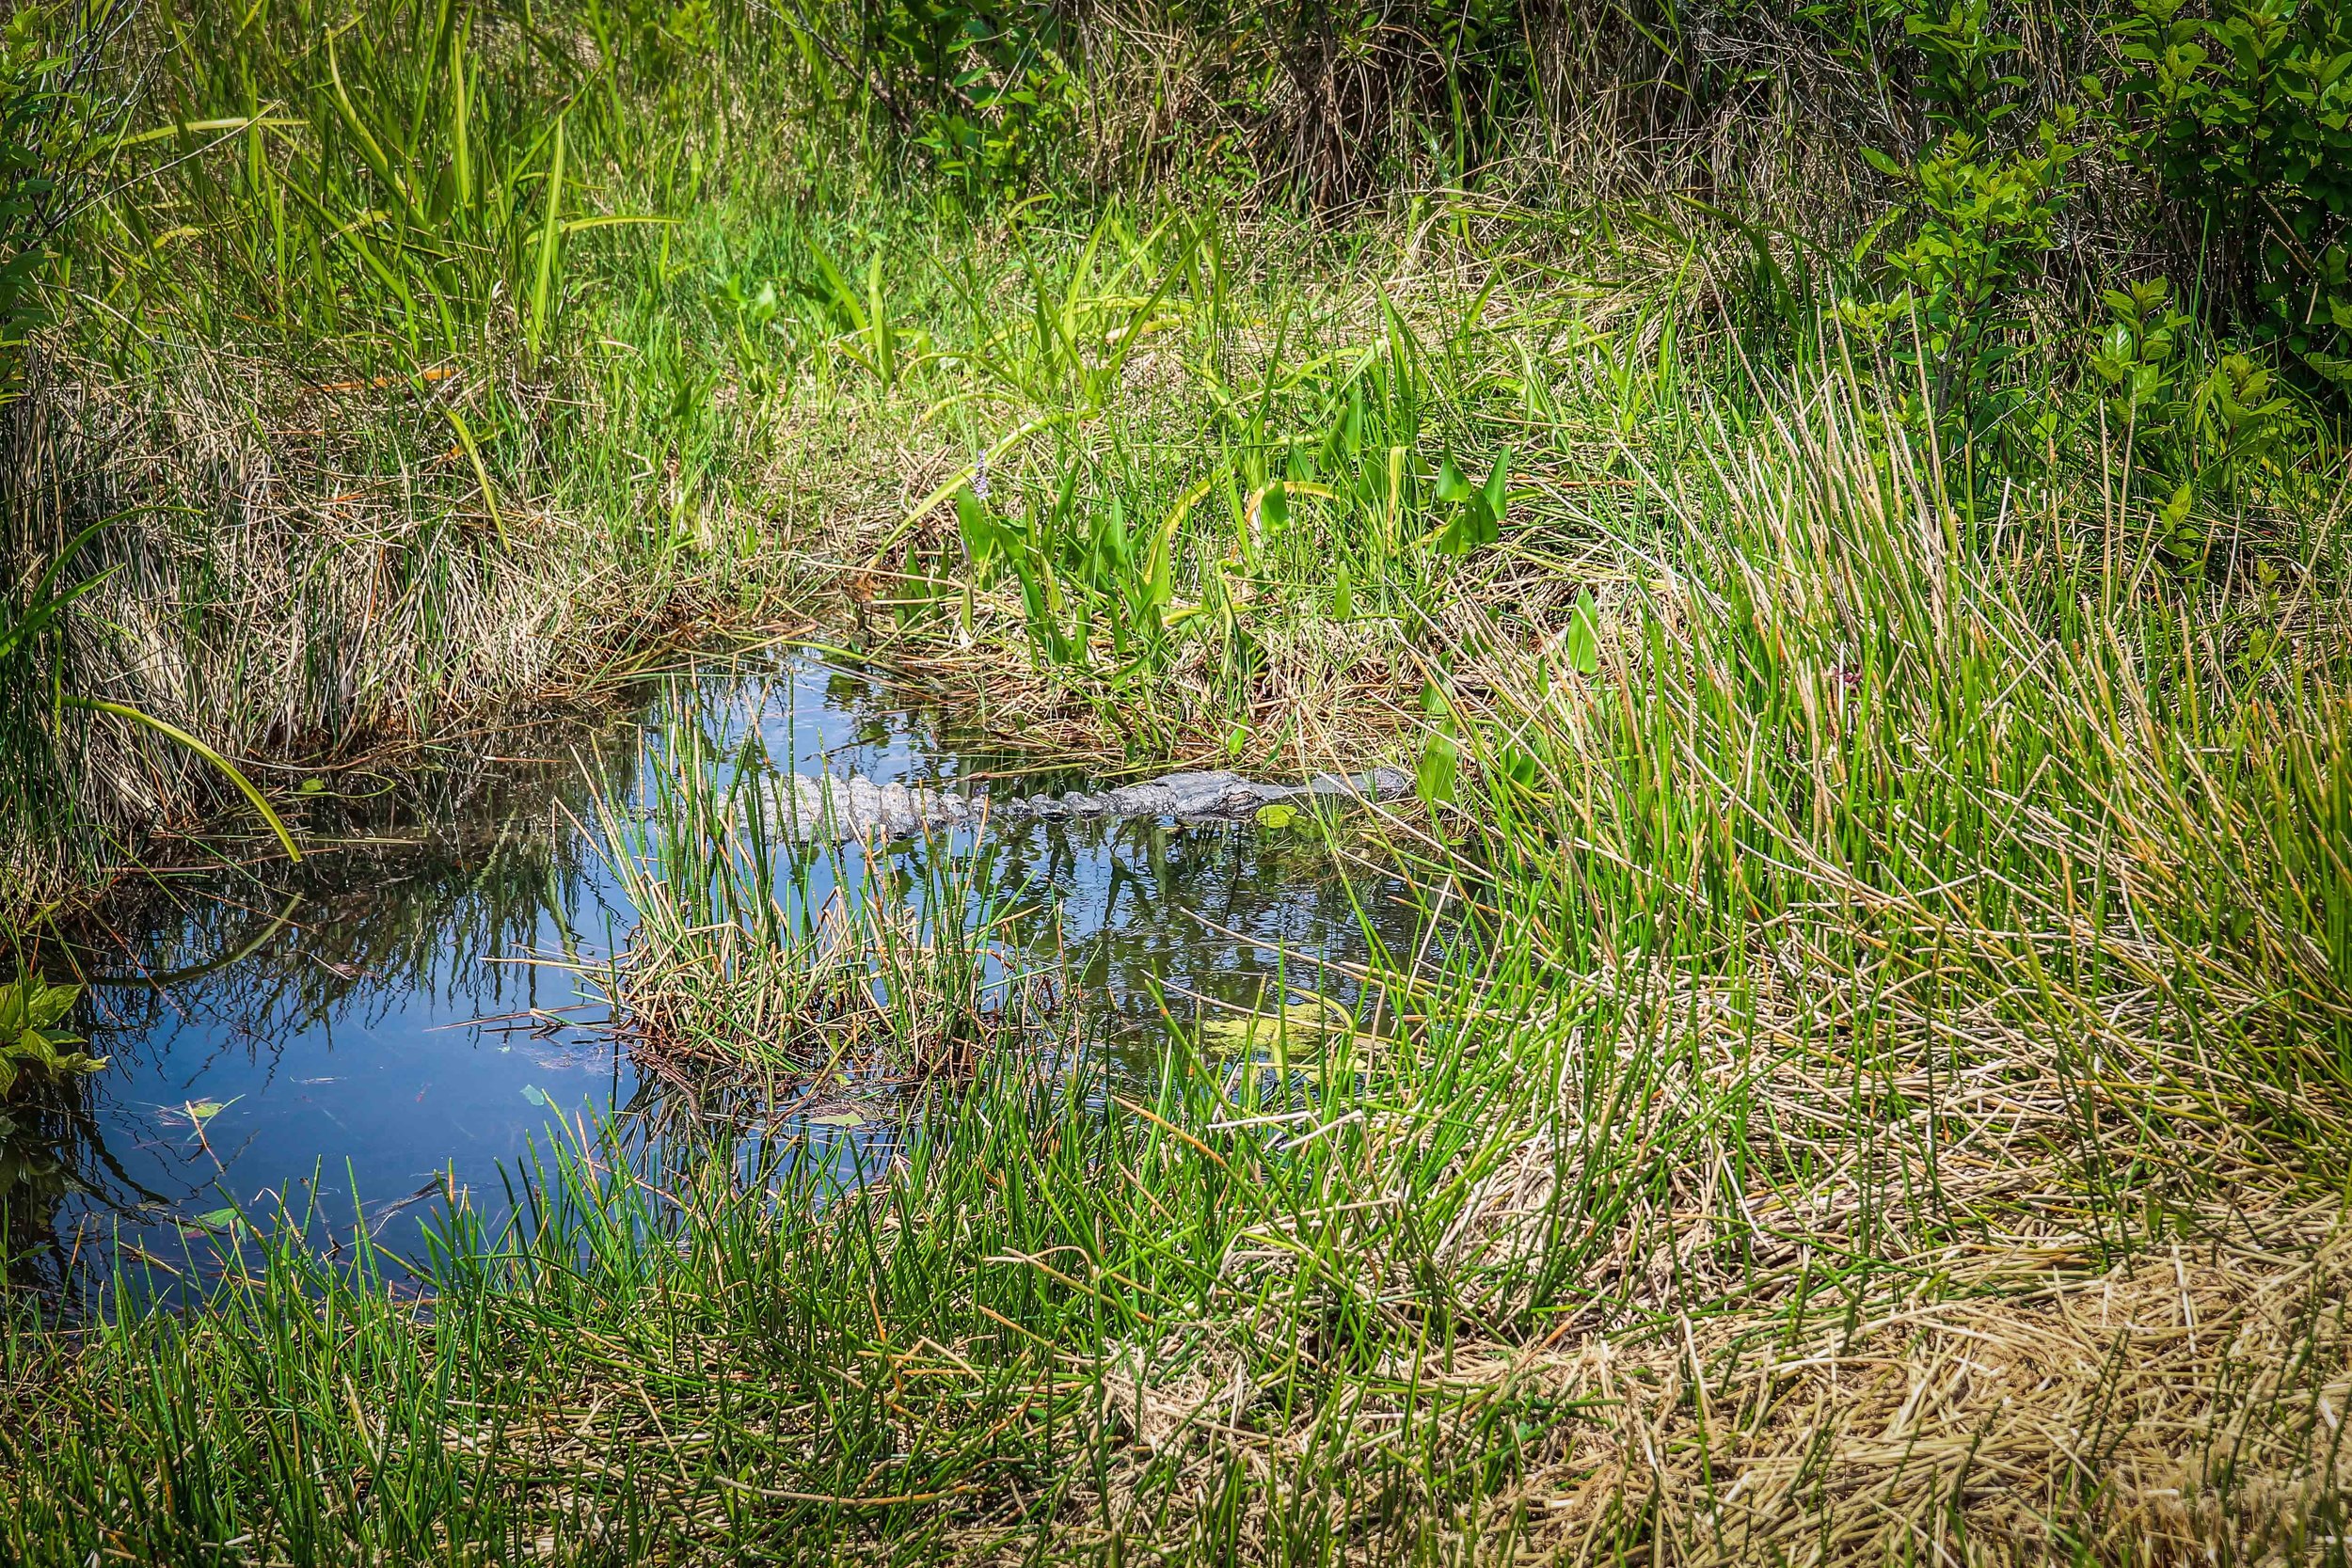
[594,704,1040,1093]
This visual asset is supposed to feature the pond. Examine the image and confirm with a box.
[7,657,1423,1289]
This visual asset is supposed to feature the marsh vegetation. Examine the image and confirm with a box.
[3,0,2351,1561]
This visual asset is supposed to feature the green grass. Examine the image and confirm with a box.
[6,0,2352,1560]
[10,383,2352,1559]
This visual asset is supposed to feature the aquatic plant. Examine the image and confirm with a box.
[0,977,101,1098]
[595,700,1037,1089]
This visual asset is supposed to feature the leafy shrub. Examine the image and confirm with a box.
[1904,0,2035,132]
[2105,0,2352,394]
[1860,117,2084,450]
[842,0,1081,193]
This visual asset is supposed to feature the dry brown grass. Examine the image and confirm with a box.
[0,333,795,915]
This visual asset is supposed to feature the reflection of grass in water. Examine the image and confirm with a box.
[1,715,646,1272]
[64,715,641,1034]
[993,815,1419,1049]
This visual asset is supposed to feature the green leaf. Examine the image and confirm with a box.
[526,113,566,369]
[2159,483,2195,528]
[954,485,999,566]
[1253,802,1298,830]
[68,699,303,863]
[807,1111,866,1128]
[1464,495,1501,550]
[1330,558,1353,620]
[1565,589,1601,675]
[520,1085,549,1107]
[807,239,867,331]
[1433,449,1472,503]
[23,978,75,1031]
[1417,729,1457,805]
[1258,481,1288,532]
[2306,350,2352,386]
[1482,450,1510,526]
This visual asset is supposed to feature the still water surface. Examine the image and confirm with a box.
[10,657,1416,1281]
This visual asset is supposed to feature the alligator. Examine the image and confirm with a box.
[768,766,1413,842]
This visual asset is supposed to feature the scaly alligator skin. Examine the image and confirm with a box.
[769,767,1413,841]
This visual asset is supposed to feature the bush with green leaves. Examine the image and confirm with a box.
[1858,116,2084,453]
[2106,0,2352,394]
[830,0,1081,194]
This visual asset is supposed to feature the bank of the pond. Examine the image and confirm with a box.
[9,911,2350,1565]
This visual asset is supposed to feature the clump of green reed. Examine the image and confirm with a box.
[596,711,1032,1089]
[1434,370,2352,1077]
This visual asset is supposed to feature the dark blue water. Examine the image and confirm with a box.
[8,657,1415,1286]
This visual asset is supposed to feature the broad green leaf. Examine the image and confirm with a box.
[1565,589,1601,675]
[1463,495,1500,550]
[1417,729,1457,804]
[954,485,1000,568]
[1434,449,1472,503]
[24,978,76,1031]
[1253,802,1298,830]
[1258,481,1288,532]
[807,1111,866,1127]
[1482,450,1511,524]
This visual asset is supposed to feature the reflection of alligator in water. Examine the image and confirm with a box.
[771,767,1414,841]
